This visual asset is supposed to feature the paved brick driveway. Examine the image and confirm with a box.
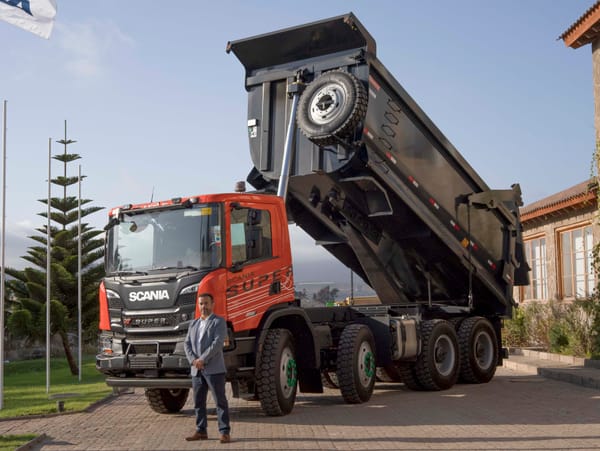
[1,366,600,450]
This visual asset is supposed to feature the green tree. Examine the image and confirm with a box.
[5,128,104,375]
[313,286,339,304]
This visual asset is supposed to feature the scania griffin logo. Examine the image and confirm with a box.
[129,290,170,302]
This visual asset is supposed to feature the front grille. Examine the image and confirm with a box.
[129,355,159,369]
[179,292,196,305]
[124,314,179,328]
[108,297,124,308]
[129,343,176,355]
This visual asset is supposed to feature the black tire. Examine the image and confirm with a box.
[414,320,459,391]
[144,388,189,414]
[297,70,368,146]
[458,317,498,384]
[256,329,298,416]
[336,324,376,404]
[397,362,424,391]
[376,365,403,383]
[321,371,339,389]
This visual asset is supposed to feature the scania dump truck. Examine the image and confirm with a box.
[96,13,529,416]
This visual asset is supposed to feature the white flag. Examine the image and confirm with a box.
[0,0,57,39]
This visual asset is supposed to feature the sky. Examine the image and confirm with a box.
[0,0,597,282]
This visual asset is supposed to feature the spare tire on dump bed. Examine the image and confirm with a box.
[297,70,368,146]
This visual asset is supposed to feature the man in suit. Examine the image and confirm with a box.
[184,293,231,443]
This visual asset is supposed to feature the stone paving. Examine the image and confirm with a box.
[2,366,600,450]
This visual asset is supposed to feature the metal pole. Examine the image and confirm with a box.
[350,270,354,303]
[276,92,300,200]
[0,100,7,409]
[46,138,51,394]
[63,121,67,203]
[77,165,82,382]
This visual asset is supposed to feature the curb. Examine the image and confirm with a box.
[0,393,118,422]
[504,349,600,390]
[15,433,47,451]
[538,367,600,390]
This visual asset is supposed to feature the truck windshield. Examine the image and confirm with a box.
[105,203,222,274]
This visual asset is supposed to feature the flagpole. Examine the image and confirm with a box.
[46,138,51,394]
[0,100,7,410]
[77,164,82,382]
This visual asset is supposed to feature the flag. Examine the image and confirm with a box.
[0,0,57,39]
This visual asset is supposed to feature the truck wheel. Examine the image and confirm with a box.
[397,362,424,391]
[458,317,498,383]
[144,388,189,414]
[336,324,376,403]
[414,320,459,390]
[321,371,339,389]
[256,329,298,416]
[376,365,403,383]
[297,70,368,146]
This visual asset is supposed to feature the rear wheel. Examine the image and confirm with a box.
[376,365,403,383]
[336,324,376,403]
[144,388,189,414]
[297,70,367,146]
[397,362,424,391]
[458,317,498,383]
[321,371,339,389]
[256,329,298,416]
[414,320,459,390]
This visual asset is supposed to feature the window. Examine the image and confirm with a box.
[523,237,547,300]
[230,207,272,265]
[105,203,222,273]
[560,225,595,299]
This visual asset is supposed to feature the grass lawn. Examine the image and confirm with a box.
[0,355,112,418]
[0,434,38,451]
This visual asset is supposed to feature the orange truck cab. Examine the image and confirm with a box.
[97,192,320,414]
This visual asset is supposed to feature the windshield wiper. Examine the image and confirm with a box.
[152,266,199,272]
[110,270,149,276]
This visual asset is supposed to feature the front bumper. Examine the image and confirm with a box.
[96,353,190,372]
[105,375,192,389]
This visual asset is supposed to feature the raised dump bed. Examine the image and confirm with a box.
[228,13,528,317]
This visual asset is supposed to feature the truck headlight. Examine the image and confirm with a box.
[180,283,199,296]
[99,334,123,356]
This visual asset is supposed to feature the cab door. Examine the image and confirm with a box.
[225,201,293,332]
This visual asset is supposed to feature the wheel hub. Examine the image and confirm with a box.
[309,83,346,125]
[433,335,456,376]
[473,330,494,370]
[357,342,375,388]
[279,346,297,398]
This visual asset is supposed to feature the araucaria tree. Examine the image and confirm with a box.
[6,127,104,375]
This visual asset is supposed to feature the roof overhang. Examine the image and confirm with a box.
[560,1,600,49]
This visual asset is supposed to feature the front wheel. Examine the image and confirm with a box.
[144,388,189,414]
[256,329,298,416]
[336,324,376,404]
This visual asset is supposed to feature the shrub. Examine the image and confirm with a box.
[502,298,600,358]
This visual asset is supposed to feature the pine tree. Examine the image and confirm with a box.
[6,123,104,375]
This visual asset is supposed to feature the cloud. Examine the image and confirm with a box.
[55,20,135,78]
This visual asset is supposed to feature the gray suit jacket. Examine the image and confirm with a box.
[184,314,227,376]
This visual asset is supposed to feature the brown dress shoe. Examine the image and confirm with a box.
[185,431,208,441]
[220,433,231,443]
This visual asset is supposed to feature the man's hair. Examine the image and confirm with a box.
[198,293,214,302]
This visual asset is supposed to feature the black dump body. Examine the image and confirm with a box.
[228,13,528,318]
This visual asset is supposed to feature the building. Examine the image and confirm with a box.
[516,180,598,303]
[513,3,600,304]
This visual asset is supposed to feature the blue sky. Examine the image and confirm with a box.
[0,1,597,279]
